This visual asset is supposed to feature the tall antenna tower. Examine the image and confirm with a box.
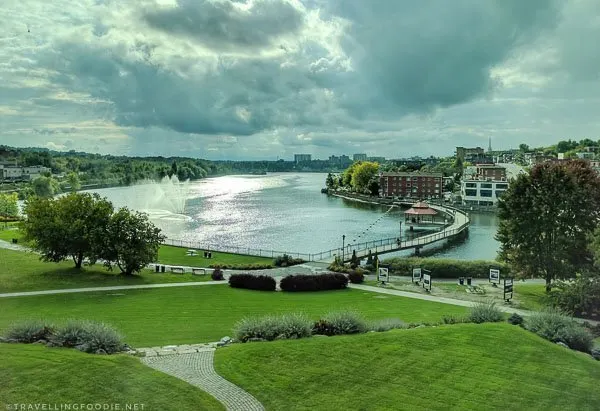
[488,136,492,153]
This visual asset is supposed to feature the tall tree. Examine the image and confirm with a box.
[32,176,59,198]
[325,173,337,190]
[101,208,165,275]
[351,161,379,193]
[0,193,19,226]
[22,193,113,268]
[66,171,81,192]
[496,159,600,292]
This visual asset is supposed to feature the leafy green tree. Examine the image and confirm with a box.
[496,160,600,292]
[101,208,166,275]
[21,193,114,268]
[325,173,338,190]
[32,176,60,198]
[66,172,81,192]
[0,193,19,225]
[519,143,530,152]
[351,161,379,193]
[342,161,362,187]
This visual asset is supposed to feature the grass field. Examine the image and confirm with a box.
[0,248,212,293]
[0,343,223,410]
[365,279,548,311]
[215,323,600,411]
[158,244,273,267]
[0,286,468,346]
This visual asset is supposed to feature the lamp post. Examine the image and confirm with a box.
[342,234,345,264]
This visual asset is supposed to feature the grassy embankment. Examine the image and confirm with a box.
[0,343,223,410]
[215,323,600,411]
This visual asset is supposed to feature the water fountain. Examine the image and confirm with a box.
[133,175,192,222]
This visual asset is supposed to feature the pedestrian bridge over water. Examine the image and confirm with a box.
[311,203,470,263]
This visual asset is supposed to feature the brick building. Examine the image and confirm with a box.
[379,172,443,199]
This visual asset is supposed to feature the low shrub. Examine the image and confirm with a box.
[209,263,273,270]
[2,319,54,343]
[280,273,348,292]
[441,314,468,325]
[525,309,594,353]
[467,301,503,324]
[211,267,224,281]
[382,257,512,279]
[233,313,313,342]
[328,264,369,275]
[368,318,407,332]
[549,273,600,319]
[273,254,305,267]
[582,321,600,338]
[313,311,367,336]
[507,313,524,326]
[50,320,125,354]
[348,271,365,284]
[229,273,276,291]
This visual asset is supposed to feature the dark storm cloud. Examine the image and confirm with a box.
[143,0,305,51]
[36,0,565,138]
[329,0,562,117]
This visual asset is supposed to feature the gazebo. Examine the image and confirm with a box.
[404,201,439,225]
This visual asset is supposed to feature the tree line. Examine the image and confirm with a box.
[22,193,165,275]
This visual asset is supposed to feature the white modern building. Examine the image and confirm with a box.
[0,165,50,181]
[460,163,525,206]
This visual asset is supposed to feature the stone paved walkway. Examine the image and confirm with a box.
[142,349,264,411]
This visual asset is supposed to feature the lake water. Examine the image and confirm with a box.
[90,173,500,260]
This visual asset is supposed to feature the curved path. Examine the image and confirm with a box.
[142,349,264,411]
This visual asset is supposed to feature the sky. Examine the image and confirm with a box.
[1,0,600,161]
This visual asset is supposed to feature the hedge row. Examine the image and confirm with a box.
[229,274,276,291]
[280,273,348,292]
[382,257,512,279]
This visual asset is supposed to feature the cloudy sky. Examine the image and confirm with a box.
[1,0,600,160]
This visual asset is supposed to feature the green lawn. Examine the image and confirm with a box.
[215,323,600,411]
[0,286,468,346]
[0,225,24,243]
[0,248,212,293]
[158,244,273,267]
[0,343,223,410]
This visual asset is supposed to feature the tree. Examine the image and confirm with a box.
[325,173,338,190]
[496,160,600,292]
[350,250,359,269]
[66,172,81,192]
[0,193,19,223]
[351,161,379,193]
[21,193,114,268]
[32,176,59,198]
[519,143,530,152]
[101,208,166,275]
[342,161,361,187]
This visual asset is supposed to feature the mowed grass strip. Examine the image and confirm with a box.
[0,286,468,346]
[0,343,223,410]
[215,323,600,411]
[158,244,273,267]
[0,248,214,293]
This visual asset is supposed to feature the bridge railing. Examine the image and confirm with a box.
[162,238,312,260]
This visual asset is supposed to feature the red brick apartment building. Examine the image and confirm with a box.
[476,165,507,181]
[379,172,443,198]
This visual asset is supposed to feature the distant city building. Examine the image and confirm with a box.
[460,164,509,206]
[379,171,443,199]
[0,165,50,182]
[576,152,595,160]
[367,156,386,163]
[294,154,312,163]
[353,153,367,161]
[456,146,485,161]
[340,155,351,164]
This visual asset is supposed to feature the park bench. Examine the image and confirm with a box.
[192,268,206,276]
[170,267,185,274]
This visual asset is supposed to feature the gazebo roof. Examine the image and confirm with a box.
[405,201,438,216]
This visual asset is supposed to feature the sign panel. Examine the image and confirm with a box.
[489,268,500,284]
[412,267,422,282]
[422,273,432,291]
[503,278,514,301]
[378,267,389,282]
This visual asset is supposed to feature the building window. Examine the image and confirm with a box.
[407,183,411,187]
[495,183,508,189]
[495,190,505,198]
[466,182,476,188]
[481,183,493,188]
[480,190,493,197]
[465,189,477,196]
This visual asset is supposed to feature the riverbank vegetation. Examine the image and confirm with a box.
[215,323,600,411]
[0,343,223,410]
[0,286,468,346]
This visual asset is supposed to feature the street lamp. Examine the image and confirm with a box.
[342,234,345,264]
